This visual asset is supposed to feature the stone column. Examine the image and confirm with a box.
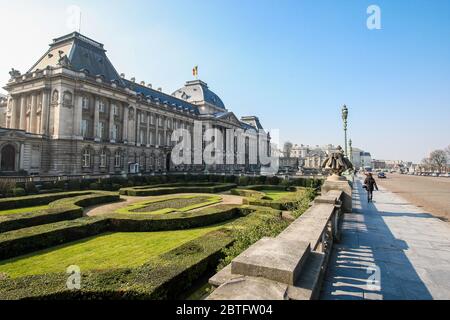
[146,112,151,147]
[40,90,50,135]
[10,97,18,129]
[29,93,37,133]
[129,107,136,145]
[163,115,167,146]
[73,94,83,138]
[122,105,129,143]
[19,96,27,130]
[155,114,160,146]
[109,102,115,142]
[94,97,100,141]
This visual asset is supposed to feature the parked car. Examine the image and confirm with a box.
[378,172,386,179]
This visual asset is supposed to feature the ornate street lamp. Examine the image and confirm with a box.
[349,139,353,163]
[341,105,349,157]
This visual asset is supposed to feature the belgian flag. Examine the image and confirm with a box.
[192,66,198,78]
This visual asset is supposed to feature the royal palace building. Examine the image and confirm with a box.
[0,32,270,176]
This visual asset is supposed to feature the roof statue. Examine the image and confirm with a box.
[9,68,21,79]
[321,145,354,180]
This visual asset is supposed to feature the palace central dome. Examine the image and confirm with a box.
[172,80,226,111]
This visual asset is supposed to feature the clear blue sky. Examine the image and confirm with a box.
[1,0,449,163]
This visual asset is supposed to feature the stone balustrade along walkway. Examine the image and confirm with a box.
[321,176,450,300]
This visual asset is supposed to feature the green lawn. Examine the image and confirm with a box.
[0,225,222,278]
[115,195,222,215]
[0,205,49,216]
[260,190,293,201]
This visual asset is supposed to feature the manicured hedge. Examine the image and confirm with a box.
[0,217,109,260]
[235,187,314,211]
[0,230,234,300]
[0,206,283,300]
[120,183,237,197]
[0,204,244,260]
[107,205,244,232]
[0,192,120,233]
[0,191,92,210]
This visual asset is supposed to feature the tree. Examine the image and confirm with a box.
[421,157,432,172]
[429,150,448,173]
[283,141,293,158]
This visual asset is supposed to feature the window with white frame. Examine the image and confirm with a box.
[81,120,88,137]
[150,114,154,125]
[99,100,106,113]
[114,151,121,167]
[112,124,119,141]
[82,96,89,110]
[98,122,105,139]
[100,149,108,168]
[112,104,118,116]
[149,131,154,145]
[139,129,145,145]
[82,149,91,168]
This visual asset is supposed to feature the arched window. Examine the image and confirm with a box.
[1,144,16,172]
[82,148,91,168]
[100,148,108,168]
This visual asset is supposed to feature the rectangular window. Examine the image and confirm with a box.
[81,120,88,137]
[150,114,154,125]
[140,129,145,145]
[111,104,117,116]
[115,152,121,167]
[82,97,89,110]
[98,122,105,139]
[99,100,106,113]
[112,124,118,141]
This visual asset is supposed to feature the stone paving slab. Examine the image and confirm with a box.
[320,177,450,300]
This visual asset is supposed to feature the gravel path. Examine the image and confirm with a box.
[375,173,450,222]
[85,193,244,217]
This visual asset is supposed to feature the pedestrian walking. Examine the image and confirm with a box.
[363,173,379,203]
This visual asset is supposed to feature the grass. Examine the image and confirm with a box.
[115,195,222,215]
[260,189,293,201]
[0,205,50,216]
[0,225,224,278]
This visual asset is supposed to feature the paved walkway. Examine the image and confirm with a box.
[321,177,450,300]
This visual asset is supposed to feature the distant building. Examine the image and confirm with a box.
[351,148,372,170]
[372,159,386,170]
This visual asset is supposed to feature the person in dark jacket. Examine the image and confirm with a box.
[364,173,379,203]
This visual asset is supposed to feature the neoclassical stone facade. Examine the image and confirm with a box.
[0,32,270,176]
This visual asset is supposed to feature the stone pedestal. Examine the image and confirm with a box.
[321,177,353,213]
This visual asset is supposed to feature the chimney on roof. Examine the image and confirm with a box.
[131,77,136,83]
